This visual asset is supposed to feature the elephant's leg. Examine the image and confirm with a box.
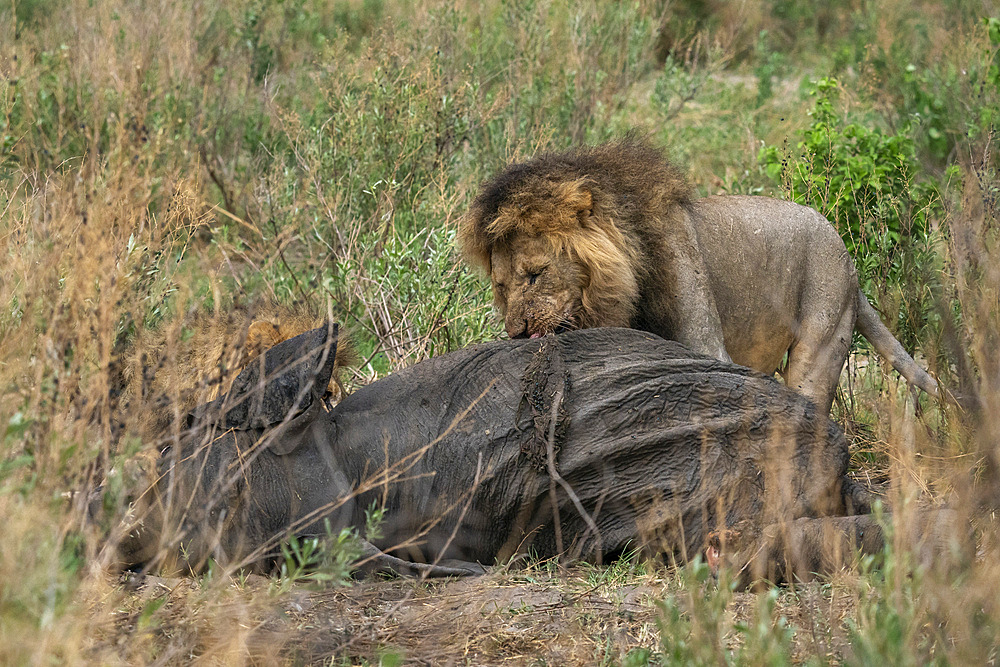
[707,515,884,586]
[708,509,969,587]
[354,539,487,578]
[756,515,885,584]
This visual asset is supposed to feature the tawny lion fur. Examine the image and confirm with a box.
[120,303,354,440]
[460,137,940,414]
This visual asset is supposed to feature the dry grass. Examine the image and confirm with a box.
[68,565,870,665]
[2,0,1000,664]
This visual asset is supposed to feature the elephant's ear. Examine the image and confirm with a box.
[190,323,339,442]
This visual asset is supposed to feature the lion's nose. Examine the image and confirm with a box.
[507,320,529,339]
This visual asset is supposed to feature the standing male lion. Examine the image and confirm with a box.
[459,137,939,414]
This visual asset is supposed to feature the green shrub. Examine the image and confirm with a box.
[759,77,951,354]
[655,560,795,666]
[865,16,1000,166]
[760,77,940,289]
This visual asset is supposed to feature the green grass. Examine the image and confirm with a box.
[1,0,999,663]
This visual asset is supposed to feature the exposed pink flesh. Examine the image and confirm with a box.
[530,332,542,339]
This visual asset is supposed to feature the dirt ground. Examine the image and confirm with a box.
[98,562,866,665]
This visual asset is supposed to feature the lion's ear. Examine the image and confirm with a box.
[247,321,281,357]
[458,211,492,271]
[554,178,592,216]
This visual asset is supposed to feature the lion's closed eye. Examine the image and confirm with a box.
[527,266,548,286]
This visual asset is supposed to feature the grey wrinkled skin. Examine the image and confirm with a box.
[114,325,957,582]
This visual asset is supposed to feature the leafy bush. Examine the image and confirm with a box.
[863,16,1000,166]
[760,77,941,290]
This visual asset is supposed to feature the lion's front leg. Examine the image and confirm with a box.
[640,229,731,362]
[668,271,730,362]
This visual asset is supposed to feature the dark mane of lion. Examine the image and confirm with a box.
[460,136,692,271]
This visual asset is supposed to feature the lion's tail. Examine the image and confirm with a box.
[854,289,940,398]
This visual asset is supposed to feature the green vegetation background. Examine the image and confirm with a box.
[1,0,999,663]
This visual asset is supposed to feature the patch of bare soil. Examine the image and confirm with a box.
[91,568,663,664]
[282,572,664,664]
[96,565,870,665]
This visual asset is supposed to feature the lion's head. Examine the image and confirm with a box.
[474,179,640,338]
[460,138,689,339]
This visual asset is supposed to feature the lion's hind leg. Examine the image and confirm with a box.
[784,291,858,415]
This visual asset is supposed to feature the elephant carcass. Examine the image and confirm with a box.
[114,325,879,580]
